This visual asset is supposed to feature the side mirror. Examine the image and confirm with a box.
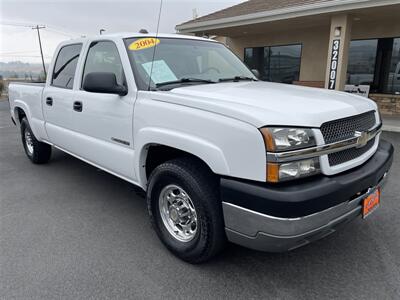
[251,69,260,79]
[83,72,128,96]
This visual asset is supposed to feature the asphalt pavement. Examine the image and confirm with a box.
[1,99,399,299]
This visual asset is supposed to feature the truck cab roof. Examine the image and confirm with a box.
[62,32,217,46]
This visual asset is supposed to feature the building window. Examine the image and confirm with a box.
[347,40,378,87]
[244,44,302,84]
[385,38,400,94]
[347,37,400,95]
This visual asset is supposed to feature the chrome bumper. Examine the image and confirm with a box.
[223,172,388,252]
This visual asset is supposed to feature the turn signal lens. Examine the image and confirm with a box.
[260,128,276,151]
[267,163,279,183]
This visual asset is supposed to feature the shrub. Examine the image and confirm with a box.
[0,79,4,97]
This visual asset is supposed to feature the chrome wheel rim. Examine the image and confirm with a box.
[159,184,198,242]
[24,130,34,155]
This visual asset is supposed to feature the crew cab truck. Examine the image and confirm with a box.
[9,33,394,263]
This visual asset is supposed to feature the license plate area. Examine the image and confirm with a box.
[362,188,380,219]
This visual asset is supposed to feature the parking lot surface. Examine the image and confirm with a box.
[1,100,399,299]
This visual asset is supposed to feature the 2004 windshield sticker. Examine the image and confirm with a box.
[129,38,160,51]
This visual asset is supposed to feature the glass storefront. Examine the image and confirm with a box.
[244,44,302,84]
[347,37,400,95]
[386,38,400,94]
[244,38,399,96]
[347,39,377,87]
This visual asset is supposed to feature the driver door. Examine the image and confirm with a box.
[68,40,136,180]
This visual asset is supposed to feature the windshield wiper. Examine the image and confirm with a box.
[218,76,257,82]
[155,78,216,88]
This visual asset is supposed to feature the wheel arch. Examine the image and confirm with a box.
[13,101,43,140]
[14,106,27,125]
[135,127,230,189]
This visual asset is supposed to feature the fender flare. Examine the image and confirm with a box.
[13,101,41,138]
[135,127,230,188]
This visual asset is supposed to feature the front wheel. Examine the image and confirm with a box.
[147,157,226,264]
[20,118,52,164]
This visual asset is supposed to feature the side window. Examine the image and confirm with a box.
[82,41,125,87]
[51,44,82,89]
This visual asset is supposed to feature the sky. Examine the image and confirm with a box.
[0,0,244,63]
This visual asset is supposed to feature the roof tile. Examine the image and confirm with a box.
[179,0,334,26]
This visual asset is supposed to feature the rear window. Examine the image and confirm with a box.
[51,44,82,89]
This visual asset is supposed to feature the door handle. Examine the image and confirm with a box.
[73,101,83,112]
[46,97,53,106]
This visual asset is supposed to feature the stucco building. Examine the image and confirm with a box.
[177,0,400,115]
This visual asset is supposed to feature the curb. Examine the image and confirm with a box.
[382,125,400,133]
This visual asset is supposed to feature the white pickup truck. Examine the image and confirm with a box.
[8,33,394,263]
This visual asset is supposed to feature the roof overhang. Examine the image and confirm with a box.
[176,0,400,33]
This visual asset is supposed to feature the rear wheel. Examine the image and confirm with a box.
[147,157,226,264]
[21,118,51,164]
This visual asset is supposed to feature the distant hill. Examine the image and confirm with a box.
[0,61,48,80]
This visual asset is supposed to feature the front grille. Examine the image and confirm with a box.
[321,111,376,144]
[328,138,376,166]
[321,111,377,166]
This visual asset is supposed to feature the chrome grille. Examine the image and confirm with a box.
[321,111,377,166]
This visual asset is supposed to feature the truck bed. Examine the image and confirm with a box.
[8,81,46,135]
[9,82,45,87]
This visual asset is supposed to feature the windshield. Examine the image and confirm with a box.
[124,37,256,90]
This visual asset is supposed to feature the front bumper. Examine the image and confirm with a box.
[221,139,394,252]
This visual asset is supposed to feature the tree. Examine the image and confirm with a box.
[37,70,46,82]
[0,75,4,97]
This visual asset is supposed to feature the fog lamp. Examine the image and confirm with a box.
[267,158,320,183]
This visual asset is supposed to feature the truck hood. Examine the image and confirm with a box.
[158,81,377,128]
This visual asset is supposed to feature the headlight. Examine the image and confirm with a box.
[260,127,320,182]
[267,158,320,182]
[260,127,316,152]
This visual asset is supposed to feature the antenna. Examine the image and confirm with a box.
[32,25,47,77]
[147,0,163,91]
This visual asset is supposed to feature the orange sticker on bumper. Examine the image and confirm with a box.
[363,188,380,218]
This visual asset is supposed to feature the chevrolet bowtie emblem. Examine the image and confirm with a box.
[354,131,369,148]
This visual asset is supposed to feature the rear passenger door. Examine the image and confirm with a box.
[69,40,135,180]
[43,43,83,147]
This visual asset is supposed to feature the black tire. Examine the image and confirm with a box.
[20,118,52,164]
[147,157,226,264]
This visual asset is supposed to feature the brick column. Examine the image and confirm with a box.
[325,14,352,91]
